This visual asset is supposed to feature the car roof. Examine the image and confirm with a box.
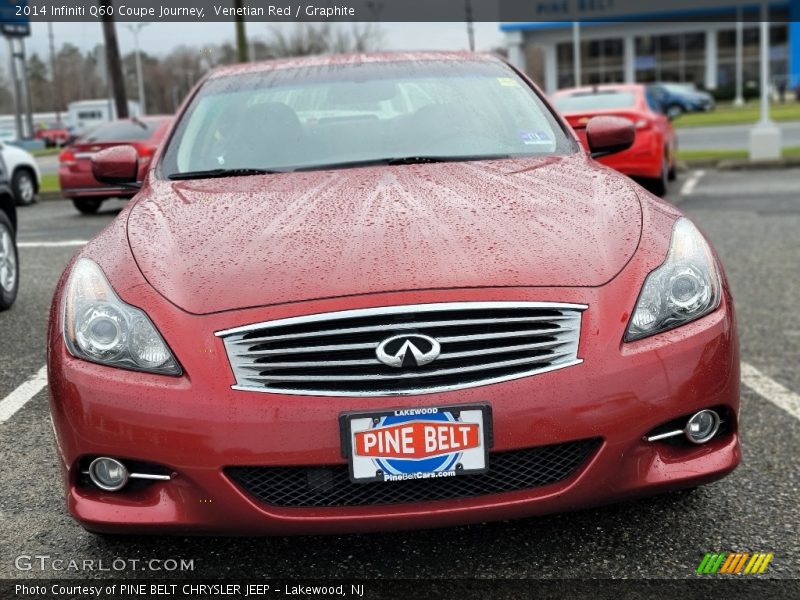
[207,51,503,80]
[99,116,172,125]
[553,84,645,96]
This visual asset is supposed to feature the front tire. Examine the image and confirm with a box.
[648,157,669,197]
[666,104,683,120]
[12,169,36,206]
[72,198,103,215]
[0,211,19,311]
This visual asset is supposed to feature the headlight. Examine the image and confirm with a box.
[625,218,722,341]
[63,258,181,375]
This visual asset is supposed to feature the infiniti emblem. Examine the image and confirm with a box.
[375,334,441,368]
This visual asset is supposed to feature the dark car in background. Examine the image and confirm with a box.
[649,82,715,118]
[0,152,19,311]
[58,116,172,214]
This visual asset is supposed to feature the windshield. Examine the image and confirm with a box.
[661,83,697,93]
[81,119,167,143]
[160,59,574,175]
[552,91,637,112]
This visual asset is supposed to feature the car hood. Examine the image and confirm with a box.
[128,155,642,314]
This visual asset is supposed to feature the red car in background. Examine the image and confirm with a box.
[35,125,73,148]
[58,116,172,214]
[552,84,677,196]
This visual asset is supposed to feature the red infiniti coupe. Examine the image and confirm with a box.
[552,84,678,196]
[58,116,172,214]
[47,53,739,535]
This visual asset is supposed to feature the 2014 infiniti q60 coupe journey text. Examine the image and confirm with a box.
[47,52,739,535]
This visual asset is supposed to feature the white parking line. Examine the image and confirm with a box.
[0,365,48,423]
[680,169,706,196]
[18,240,88,248]
[741,362,800,421]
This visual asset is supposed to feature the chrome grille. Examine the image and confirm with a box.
[217,302,586,396]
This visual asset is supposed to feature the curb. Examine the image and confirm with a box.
[680,156,800,171]
[37,191,63,202]
[716,156,800,170]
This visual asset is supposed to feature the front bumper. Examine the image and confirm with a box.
[48,278,740,535]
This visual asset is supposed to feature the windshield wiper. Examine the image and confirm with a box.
[291,154,513,172]
[167,168,286,180]
[386,156,449,165]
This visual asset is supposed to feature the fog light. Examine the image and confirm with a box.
[684,410,721,444]
[88,457,129,491]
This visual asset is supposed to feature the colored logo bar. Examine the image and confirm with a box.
[696,552,773,574]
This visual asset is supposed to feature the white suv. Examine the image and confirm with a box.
[0,142,41,206]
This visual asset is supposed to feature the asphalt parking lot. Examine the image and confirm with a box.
[0,169,798,581]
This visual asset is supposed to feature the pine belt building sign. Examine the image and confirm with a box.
[502,0,800,93]
[1,0,30,37]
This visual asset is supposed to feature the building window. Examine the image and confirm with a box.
[556,37,624,88]
[635,32,706,85]
[717,24,789,93]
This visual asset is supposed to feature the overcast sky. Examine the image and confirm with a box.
[9,21,505,60]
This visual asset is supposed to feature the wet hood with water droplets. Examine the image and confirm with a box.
[127,154,642,314]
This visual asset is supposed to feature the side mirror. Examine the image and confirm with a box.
[585,116,635,159]
[91,145,141,188]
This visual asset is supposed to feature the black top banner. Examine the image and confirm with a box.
[0,0,795,24]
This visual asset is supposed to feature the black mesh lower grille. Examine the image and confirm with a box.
[226,438,601,508]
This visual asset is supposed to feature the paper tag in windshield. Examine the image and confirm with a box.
[518,130,553,145]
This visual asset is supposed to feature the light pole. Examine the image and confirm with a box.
[47,22,63,124]
[126,23,149,115]
[733,8,744,106]
[572,22,582,87]
[465,0,475,52]
[748,1,781,160]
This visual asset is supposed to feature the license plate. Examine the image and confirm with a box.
[340,404,491,483]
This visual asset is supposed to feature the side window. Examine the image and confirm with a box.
[77,110,103,120]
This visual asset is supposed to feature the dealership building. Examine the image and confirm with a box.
[502,2,800,95]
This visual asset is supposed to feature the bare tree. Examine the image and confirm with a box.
[331,23,383,53]
[0,69,14,114]
[48,44,106,107]
[16,23,385,118]
[26,54,50,112]
[266,23,383,58]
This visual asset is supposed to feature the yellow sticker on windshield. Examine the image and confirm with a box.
[497,77,519,87]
